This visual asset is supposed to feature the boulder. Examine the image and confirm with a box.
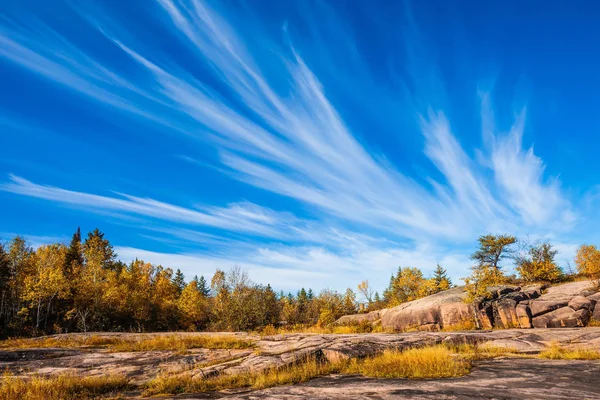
[593,306,600,323]
[494,298,519,328]
[529,300,568,317]
[587,292,600,304]
[515,304,532,329]
[477,303,494,329]
[542,280,596,299]
[380,287,474,331]
[487,285,520,298]
[532,307,591,328]
[568,296,593,311]
[521,284,545,299]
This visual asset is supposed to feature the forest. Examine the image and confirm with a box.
[1,229,599,338]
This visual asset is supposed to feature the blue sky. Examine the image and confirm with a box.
[1,0,600,292]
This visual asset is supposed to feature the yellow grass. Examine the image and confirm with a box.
[260,322,389,336]
[441,319,477,332]
[588,318,600,327]
[538,343,600,360]
[0,373,130,400]
[143,355,340,396]
[344,345,471,379]
[146,345,476,396]
[0,334,254,352]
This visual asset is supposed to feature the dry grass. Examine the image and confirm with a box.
[344,345,471,379]
[0,334,254,352]
[538,343,600,360]
[441,319,477,332]
[143,355,340,396]
[588,318,600,327]
[260,322,389,336]
[0,373,130,400]
[145,345,477,396]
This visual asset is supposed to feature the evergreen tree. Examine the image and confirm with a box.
[432,264,452,292]
[64,227,83,276]
[197,275,210,296]
[464,234,516,300]
[307,288,314,300]
[172,269,186,294]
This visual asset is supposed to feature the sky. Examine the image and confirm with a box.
[1,0,600,293]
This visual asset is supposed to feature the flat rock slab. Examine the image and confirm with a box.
[210,358,600,400]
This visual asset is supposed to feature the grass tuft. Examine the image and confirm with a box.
[344,345,471,379]
[0,373,130,400]
[538,343,600,360]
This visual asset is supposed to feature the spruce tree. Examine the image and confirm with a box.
[197,275,210,296]
[432,264,452,292]
[64,227,83,276]
[173,269,186,294]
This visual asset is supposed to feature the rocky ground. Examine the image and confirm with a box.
[2,329,600,398]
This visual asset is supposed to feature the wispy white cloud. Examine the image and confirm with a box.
[0,0,577,289]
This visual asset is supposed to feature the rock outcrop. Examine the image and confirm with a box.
[336,281,600,332]
[3,329,600,383]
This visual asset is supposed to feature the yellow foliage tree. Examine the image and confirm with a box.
[516,242,562,283]
[22,244,69,332]
[383,267,430,307]
[575,244,600,282]
[177,280,208,330]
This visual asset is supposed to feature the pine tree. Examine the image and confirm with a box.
[432,264,452,293]
[197,275,210,296]
[465,234,516,299]
[64,227,83,276]
[173,269,186,294]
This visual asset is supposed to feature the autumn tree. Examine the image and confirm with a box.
[383,267,430,307]
[0,242,11,337]
[515,241,562,283]
[83,229,116,271]
[357,280,374,305]
[178,279,209,330]
[342,288,357,315]
[575,244,600,282]
[22,244,69,333]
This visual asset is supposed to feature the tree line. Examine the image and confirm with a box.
[1,229,599,338]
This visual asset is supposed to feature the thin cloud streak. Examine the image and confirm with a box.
[0,1,577,288]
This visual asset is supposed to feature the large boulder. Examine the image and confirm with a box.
[529,300,568,317]
[494,298,520,328]
[379,287,474,331]
[542,280,596,299]
[532,307,591,328]
[568,296,593,311]
[515,304,532,329]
